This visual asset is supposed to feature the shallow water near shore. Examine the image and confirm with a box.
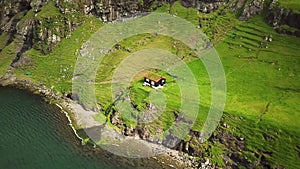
[0,87,171,169]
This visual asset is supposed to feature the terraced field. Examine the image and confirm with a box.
[219,16,300,128]
[216,15,300,167]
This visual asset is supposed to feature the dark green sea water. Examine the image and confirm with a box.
[0,87,168,169]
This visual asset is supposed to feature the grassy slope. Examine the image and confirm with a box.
[94,34,205,128]
[0,39,16,76]
[14,16,103,93]
[156,1,238,43]
[278,0,300,12]
[92,2,300,167]
[218,16,300,130]
[221,112,300,168]
[216,15,300,168]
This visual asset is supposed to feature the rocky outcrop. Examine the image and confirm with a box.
[55,0,167,22]
[31,14,78,54]
[180,0,229,13]
[231,0,300,37]
[266,0,300,37]
[180,0,265,17]
[238,0,264,20]
[0,70,61,100]
[1,0,34,67]
[93,0,142,22]
[0,0,31,33]
[0,0,77,68]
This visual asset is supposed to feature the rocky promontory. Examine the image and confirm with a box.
[266,0,300,37]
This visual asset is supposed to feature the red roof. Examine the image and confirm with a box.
[144,76,166,83]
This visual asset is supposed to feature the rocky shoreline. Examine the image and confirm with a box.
[0,71,213,169]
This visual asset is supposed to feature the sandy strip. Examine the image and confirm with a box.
[68,103,100,128]
[66,102,206,168]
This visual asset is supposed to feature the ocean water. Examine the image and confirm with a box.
[0,87,168,169]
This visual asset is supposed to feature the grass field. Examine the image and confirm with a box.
[91,11,300,167]
[93,33,206,130]
[0,39,16,76]
[278,0,300,12]
[156,1,238,43]
[215,15,300,167]
[218,16,300,130]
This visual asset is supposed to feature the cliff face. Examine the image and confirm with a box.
[55,0,168,21]
[0,0,32,33]
[238,0,264,20]
[180,0,229,13]
[179,0,265,19]
[266,0,300,37]
[1,0,37,68]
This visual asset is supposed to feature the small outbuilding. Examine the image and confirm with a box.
[143,74,166,89]
[115,44,121,50]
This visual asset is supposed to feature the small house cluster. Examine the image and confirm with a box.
[143,74,166,89]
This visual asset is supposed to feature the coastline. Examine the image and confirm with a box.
[55,103,84,143]
[0,72,212,169]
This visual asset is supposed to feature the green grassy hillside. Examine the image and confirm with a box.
[218,16,300,130]
[278,0,300,12]
[13,16,103,93]
[3,1,300,168]
[216,16,300,167]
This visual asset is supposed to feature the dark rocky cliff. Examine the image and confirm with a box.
[180,0,229,13]
[266,0,300,37]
